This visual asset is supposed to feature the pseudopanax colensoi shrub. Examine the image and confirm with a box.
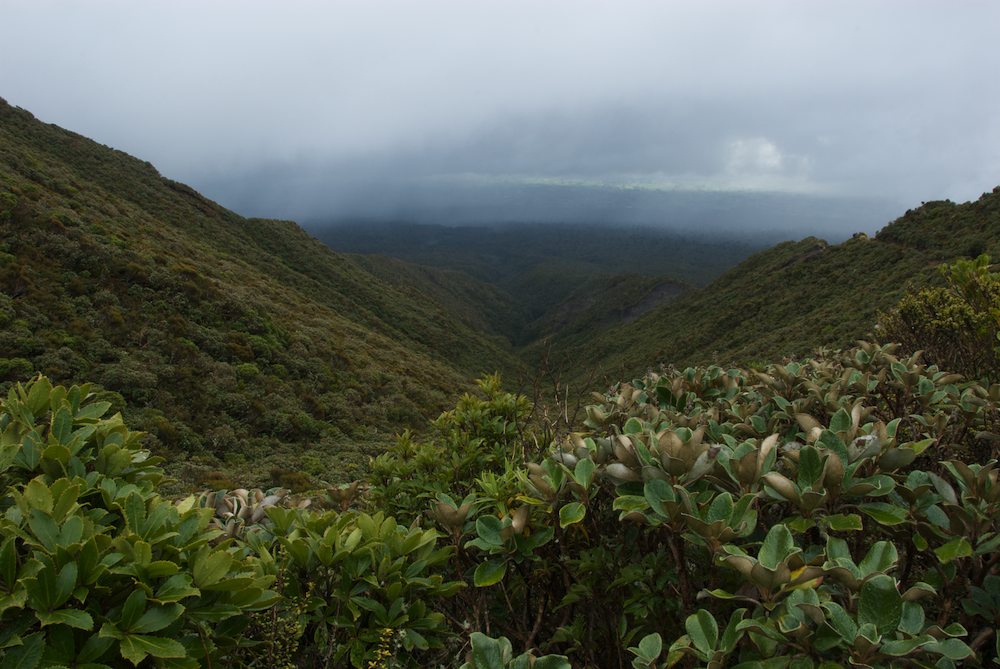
[0,376,278,667]
[372,341,999,668]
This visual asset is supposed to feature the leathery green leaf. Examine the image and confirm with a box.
[858,574,902,634]
[559,502,586,528]
[758,524,797,571]
[473,559,507,587]
[685,609,718,657]
[934,537,972,564]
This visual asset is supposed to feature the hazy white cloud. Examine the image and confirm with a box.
[1,0,998,221]
[726,138,785,173]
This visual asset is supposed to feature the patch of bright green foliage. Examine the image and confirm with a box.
[0,376,465,668]
[0,376,278,666]
[881,254,1000,382]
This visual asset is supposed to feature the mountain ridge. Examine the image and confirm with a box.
[552,192,1000,386]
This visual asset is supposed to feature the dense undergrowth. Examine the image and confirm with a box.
[3,325,998,666]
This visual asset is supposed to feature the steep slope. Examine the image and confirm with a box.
[0,98,523,487]
[555,191,1000,384]
[349,254,527,339]
[521,273,687,355]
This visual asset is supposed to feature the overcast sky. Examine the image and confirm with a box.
[2,1,999,228]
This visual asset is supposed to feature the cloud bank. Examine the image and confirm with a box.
[2,1,998,230]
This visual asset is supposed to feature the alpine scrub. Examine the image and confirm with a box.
[398,342,999,667]
[0,378,462,668]
[2,342,998,665]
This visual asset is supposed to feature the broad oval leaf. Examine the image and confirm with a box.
[473,559,507,587]
[685,609,718,657]
[559,502,586,528]
[858,574,902,634]
[758,524,798,571]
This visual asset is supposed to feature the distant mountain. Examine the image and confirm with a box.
[0,98,524,488]
[234,171,903,240]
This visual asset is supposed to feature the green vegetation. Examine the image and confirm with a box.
[315,192,1000,393]
[0,98,524,489]
[0,377,277,667]
[881,254,1000,382]
[4,98,1000,666]
[5,334,998,666]
[552,193,1000,386]
[315,221,750,345]
[355,338,999,667]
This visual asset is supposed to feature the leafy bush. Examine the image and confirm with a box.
[458,632,570,669]
[881,254,1000,382]
[368,374,531,522]
[0,376,465,668]
[394,342,1000,667]
[244,507,464,668]
[5,339,1000,667]
[0,376,277,667]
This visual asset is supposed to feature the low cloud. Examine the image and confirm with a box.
[1,0,997,226]
[726,138,786,173]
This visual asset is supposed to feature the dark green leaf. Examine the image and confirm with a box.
[858,574,902,634]
[131,604,184,634]
[192,549,232,588]
[475,516,504,547]
[858,503,908,526]
[934,538,973,564]
[758,524,797,570]
[532,656,571,669]
[637,632,662,661]
[829,408,852,433]
[118,634,186,664]
[858,542,898,576]
[470,632,511,668]
[473,560,507,587]
[35,608,93,630]
[0,631,45,669]
[685,609,718,657]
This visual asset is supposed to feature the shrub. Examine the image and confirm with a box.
[367,374,531,523]
[0,375,277,667]
[881,254,1000,382]
[7,339,1000,668]
[399,343,1000,667]
[243,507,464,668]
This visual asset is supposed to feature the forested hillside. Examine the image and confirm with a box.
[0,98,524,488]
[313,193,1000,394]
[539,192,1000,385]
